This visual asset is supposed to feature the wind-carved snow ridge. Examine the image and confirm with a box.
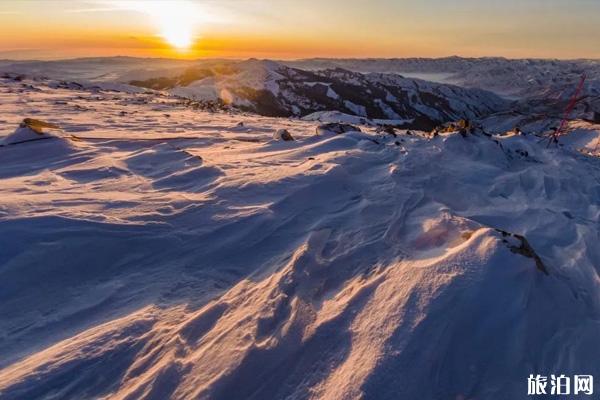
[1,66,600,400]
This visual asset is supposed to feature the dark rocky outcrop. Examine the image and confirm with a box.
[496,229,549,275]
[273,129,294,141]
[315,123,362,135]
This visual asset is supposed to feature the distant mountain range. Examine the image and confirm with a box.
[2,56,599,128]
[127,59,509,130]
[283,57,600,98]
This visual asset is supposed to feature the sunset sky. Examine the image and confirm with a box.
[1,0,599,60]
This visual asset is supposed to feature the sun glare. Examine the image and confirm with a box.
[144,1,197,50]
[161,24,193,49]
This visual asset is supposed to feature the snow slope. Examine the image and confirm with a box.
[285,57,600,99]
[127,60,508,129]
[8,56,600,129]
[1,70,600,400]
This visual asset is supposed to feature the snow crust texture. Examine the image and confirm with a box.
[1,67,600,400]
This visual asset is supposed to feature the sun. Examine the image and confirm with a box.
[161,24,193,49]
[144,1,197,50]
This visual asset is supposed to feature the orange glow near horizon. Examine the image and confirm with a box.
[1,0,600,60]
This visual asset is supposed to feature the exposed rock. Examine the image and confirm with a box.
[496,229,549,275]
[273,129,294,141]
[316,122,362,135]
[376,125,397,137]
[21,118,61,134]
[0,119,64,146]
[435,119,473,136]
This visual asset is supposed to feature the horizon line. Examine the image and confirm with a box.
[3,54,600,63]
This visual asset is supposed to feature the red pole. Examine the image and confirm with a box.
[551,74,587,143]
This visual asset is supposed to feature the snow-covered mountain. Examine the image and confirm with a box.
[2,59,600,400]
[128,59,509,130]
[5,56,600,100]
[0,56,200,82]
[284,57,600,98]
[1,73,600,399]
[5,56,600,129]
[283,57,600,125]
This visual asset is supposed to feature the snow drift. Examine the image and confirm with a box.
[2,121,600,399]
[1,62,600,400]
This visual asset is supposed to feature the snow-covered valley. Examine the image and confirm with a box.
[1,59,600,399]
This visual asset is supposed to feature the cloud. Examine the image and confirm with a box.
[66,0,193,14]
[63,0,229,24]
[64,7,125,13]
